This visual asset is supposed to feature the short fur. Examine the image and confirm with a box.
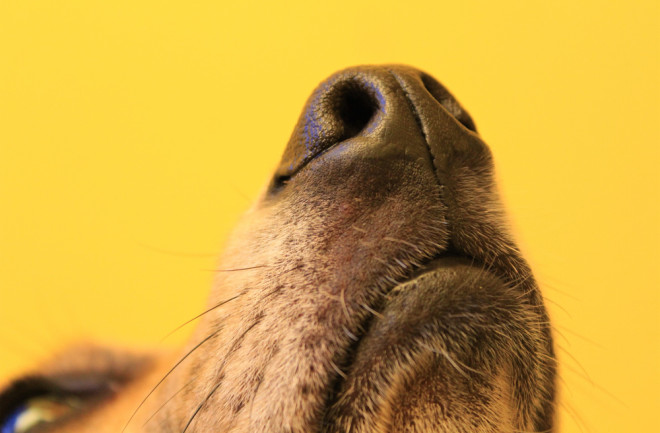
[0,65,556,432]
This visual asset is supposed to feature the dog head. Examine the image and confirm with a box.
[0,65,556,432]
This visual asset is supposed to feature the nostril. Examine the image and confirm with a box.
[270,72,386,195]
[334,80,379,140]
[271,174,291,193]
[420,73,477,132]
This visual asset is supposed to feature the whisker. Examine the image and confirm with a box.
[142,376,196,428]
[417,340,479,378]
[543,296,572,318]
[181,319,262,433]
[373,256,388,266]
[382,236,419,249]
[551,325,571,348]
[318,288,341,301]
[558,399,590,433]
[339,287,351,320]
[436,346,470,379]
[556,344,592,384]
[342,325,359,342]
[538,281,581,301]
[555,373,572,399]
[121,330,221,433]
[208,265,269,273]
[360,303,384,319]
[555,325,605,349]
[536,351,560,365]
[329,359,347,379]
[181,382,222,433]
[561,362,627,406]
[151,285,286,431]
[160,293,243,341]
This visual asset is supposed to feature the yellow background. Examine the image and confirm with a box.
[0,1,658,431]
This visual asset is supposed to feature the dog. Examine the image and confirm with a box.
[0,65,556,432]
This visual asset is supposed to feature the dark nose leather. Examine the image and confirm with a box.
[275,65,488,187]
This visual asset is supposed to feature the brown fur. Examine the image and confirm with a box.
[0,65,556,432]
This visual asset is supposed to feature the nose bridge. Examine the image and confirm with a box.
[276,65,485,182]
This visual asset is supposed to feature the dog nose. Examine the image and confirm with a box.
[274,65,486,188]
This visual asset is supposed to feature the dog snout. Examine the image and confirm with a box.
[272,65,488,191]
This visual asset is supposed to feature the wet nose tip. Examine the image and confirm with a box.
[280,68,388,174]
[276,65,477,182]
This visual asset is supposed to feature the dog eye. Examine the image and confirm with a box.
[1,395,81,433]
[0,376,114,433]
